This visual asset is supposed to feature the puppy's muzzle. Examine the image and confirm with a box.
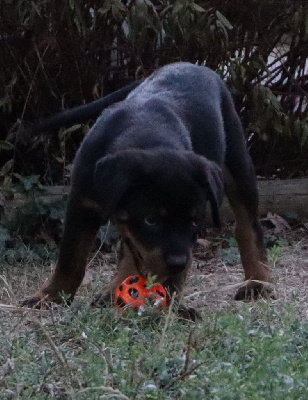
[165,254,189,274]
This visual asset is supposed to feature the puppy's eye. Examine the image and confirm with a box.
[192,219,198,227]
[144,216,158,226]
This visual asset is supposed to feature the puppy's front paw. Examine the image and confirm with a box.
[234,280,276,301]
[21,296,47,309]
[21,292,71,309]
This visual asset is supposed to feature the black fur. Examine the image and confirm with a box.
[32,81,142,133]
[23,62,272,311]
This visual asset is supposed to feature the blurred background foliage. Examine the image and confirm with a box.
[0,0,307,184]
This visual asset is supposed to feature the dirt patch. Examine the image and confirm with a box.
[1,224,307,317]
[186,234,308,316]
[1,223,308,366]
[1,222,307,397]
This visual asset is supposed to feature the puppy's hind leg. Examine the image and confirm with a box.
[224,168,274,298]
[222,93,273,300]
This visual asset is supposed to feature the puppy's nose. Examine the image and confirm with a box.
[166,255,188,273]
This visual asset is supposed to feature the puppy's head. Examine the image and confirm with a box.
[94,149,223,278]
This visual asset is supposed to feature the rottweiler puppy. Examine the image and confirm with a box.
[23,62,272,312]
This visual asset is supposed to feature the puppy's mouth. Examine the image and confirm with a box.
[123,237,190,280]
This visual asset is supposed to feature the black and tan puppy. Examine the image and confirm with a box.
[23,62,272,310]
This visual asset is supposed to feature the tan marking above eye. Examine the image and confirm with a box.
[159,207,168,217]
[116,210,130,222]
[81,198,103,211]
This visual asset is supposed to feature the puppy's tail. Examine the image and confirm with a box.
[32,80,142,134]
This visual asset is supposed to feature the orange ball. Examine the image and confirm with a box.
[114,275,148,310]
[149,285,167,307]
[114,275,167,311]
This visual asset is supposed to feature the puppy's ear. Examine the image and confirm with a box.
[194,157,224,227]
[94,153,142,222]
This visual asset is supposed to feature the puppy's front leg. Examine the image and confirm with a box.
[23,195,102,307]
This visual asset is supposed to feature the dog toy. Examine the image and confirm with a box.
[114,275,167,311]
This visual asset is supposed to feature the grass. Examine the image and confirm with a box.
[1,228,308,399]
[1,296,308,399]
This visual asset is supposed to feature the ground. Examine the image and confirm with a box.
[1,221,308,398]
[2,222,307,315]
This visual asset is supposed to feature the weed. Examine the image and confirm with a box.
[268,244,281,266]
[216,236,240,265]
[1,226,308,399]
[1,297,308,399]
[265,233,289,248]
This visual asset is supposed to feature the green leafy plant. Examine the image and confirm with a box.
[268,243,281,266]
[1,0,307,182]
[2,297,308,399]
[0,174,67,259]
[216,236,240,265]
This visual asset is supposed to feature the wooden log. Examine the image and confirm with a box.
[3,179,308,222]
[220,178,308,220]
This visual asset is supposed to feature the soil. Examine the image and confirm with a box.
[76,222,308,317]
[1,222,308,319]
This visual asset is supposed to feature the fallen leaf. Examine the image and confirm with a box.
[262,213,290,233]
[197,238,211,249]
